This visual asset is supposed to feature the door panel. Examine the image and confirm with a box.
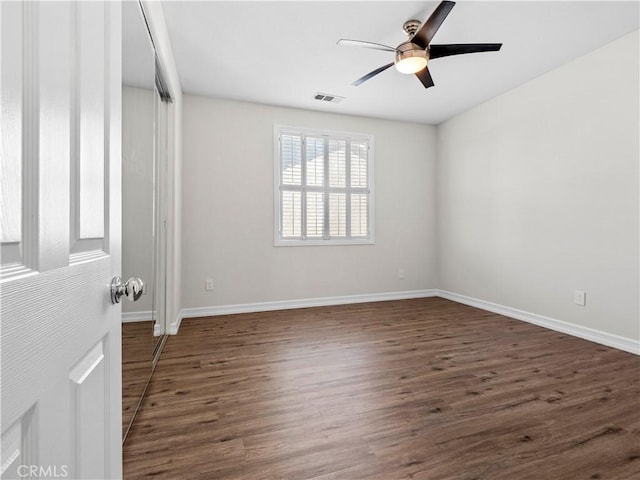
[0,1,22,248]
[70,340,107,479]
[71,1,108,258]
[0,408,35,479]
[37,0,71,271]
[76,2,106,242]
[0,1,122,479]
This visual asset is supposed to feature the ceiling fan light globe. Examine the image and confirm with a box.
[395,56,428,74]
[394,44,428,74]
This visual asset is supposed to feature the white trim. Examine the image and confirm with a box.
[121,311,152,323]
[122,311,163,336]
[169,310,183,335]
[275,238,375,247]
[437,290,639,355]
[140,0,183,343]
[170,289,437,334]
[168,289,639,356]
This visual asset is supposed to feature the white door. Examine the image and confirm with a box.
[1,1,122,479]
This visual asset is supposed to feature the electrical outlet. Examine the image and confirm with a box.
[574,290,586,306]
[205,278,214,291]
[398,269,405,280]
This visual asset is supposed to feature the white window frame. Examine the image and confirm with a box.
[273,124,375,246]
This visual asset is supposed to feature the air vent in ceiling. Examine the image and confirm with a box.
[314,92,345,104]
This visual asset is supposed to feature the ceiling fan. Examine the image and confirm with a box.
[337,0,502,89]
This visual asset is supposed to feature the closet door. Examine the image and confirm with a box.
[1,2,123,478]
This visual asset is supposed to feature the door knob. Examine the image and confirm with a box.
[110,276,144,304]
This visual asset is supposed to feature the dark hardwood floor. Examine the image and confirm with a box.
[122,321,155,436]
[123,297,640,479]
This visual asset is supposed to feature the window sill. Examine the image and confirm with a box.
[274,237,375,247]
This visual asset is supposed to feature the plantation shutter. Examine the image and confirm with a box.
[280,133,302,238]
[277,127,372,244]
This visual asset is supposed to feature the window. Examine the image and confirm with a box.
[274,125,374,246]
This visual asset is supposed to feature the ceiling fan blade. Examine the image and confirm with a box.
[411,1,456,49]
[415,66,435,89]
[429,43,502,59]
[337,39,396,52]
[352,62,395,86]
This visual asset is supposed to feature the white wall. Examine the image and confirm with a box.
[181,96,437,308]
[436,31,639,341]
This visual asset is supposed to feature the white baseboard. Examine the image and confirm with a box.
[121,311,152,323]
[123,311,163,336]
[169,310,183,335]
[437,290,639,355]
[170,289,437,335]
[168,289,638,356]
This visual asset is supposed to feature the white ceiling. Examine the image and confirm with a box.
[161,1,639,125]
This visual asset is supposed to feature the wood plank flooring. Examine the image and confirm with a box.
[122,321,155,436]
[123,297,640,479]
